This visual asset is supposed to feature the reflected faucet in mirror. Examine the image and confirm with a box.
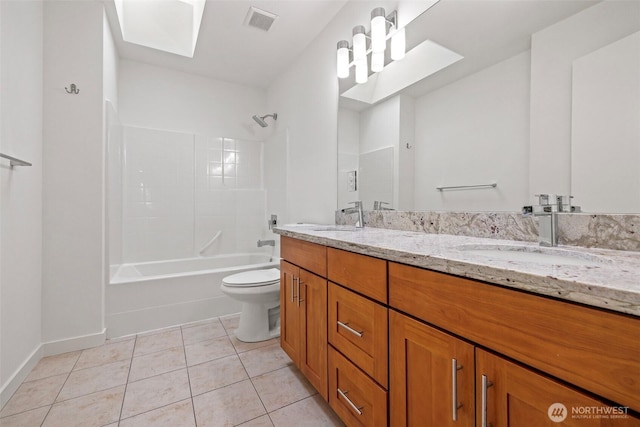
[373,201,394,211]
[342,201,364,228]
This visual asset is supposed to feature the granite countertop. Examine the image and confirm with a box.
[274,224,640,317]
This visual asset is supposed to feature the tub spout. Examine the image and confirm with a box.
[257,239,275,247]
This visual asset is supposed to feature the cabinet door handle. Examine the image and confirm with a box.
[481,374,494,427]
[337,321,364,337]
[296,277,303,306]
[337,388,363,415]
[289,275,295,303]
[452,359,463,421]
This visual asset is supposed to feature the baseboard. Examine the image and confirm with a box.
[0,345,43,409]
[42,328,107,357]
[1,329,106,409]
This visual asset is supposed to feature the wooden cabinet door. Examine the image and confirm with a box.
[280,260,299,365]
[299,268,328,400]
[389,310,474,427]
[476,349,640,427]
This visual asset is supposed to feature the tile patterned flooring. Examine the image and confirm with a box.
[0,315,345,427]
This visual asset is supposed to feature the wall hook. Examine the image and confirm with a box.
[65,84,79,94]
[406,142,412,149]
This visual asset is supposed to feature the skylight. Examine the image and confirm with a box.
[114,0,206,58]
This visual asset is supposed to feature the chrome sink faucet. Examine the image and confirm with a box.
[342,201,364,228]
[534,194,558,247]
[523,194,581,247]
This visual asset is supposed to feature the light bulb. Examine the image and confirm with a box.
[352,25,366,66]
[371,7,387,53]
[355,59,368,84]
[391,27,405,61]
[371,51,384,72]
[336,40,350,78]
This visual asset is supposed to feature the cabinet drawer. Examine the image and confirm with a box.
[329,282,388,388]
[281,236,327,277]
[328,347,388,427]
[389,262,640,412]
[327,248,387,303]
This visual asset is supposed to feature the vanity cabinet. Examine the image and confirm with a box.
[279,237,328,400]
[280,235,640,427]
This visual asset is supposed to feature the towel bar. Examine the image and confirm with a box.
[1,153,32,167]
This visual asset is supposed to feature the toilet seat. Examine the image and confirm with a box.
[222,268,280,287]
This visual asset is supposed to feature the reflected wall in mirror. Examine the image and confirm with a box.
[337,0,640,213]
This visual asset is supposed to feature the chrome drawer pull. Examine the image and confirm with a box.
[337,321,363,337]
[337,388,363,415]
[452,359,463,421]
[481,374,494,427]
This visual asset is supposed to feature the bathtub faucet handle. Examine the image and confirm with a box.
[257,239,275,247]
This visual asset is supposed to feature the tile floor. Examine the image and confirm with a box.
[0,315,345,427]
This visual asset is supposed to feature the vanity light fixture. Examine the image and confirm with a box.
[336,8,404,82]
[355,59,369,84]
[352,25,367,66]
[371,51,384,72]
[370,7,387,53]
[391,27,406,60]
[336,40,350,78]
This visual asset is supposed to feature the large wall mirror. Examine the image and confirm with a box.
[337,0,640,213]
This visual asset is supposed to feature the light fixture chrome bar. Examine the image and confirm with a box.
[436,182,497,192]
[1,153,32,167]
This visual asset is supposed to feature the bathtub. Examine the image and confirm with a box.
[107,253,279,338]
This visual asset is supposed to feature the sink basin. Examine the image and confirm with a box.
[311,226,359,232]
[455,244,609,266]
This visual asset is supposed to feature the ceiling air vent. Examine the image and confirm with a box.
[244,6,278,32]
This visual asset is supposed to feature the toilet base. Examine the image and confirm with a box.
[235,302,281,343]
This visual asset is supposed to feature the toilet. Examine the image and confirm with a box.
[220,268,281,342]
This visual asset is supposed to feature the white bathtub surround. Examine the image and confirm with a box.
[107,253,278,338]
[117,126,267,263]
[337,210,640,253]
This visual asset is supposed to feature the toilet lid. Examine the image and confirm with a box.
[222,268,280,287]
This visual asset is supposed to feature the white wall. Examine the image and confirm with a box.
[360,96,399,210]
[0,0,43,406]
[398,94,415,210]
[118,59,266,139]
[42,1,106,347]
[337,108,359,209]
[529,0,640,199]
[571,32,640,213]
[265,2,401,224]
[414,51,530,211]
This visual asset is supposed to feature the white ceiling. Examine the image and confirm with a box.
[103,0,348,90]
[104,0,600,97]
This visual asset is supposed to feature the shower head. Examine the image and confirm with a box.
[252,113,278,127]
